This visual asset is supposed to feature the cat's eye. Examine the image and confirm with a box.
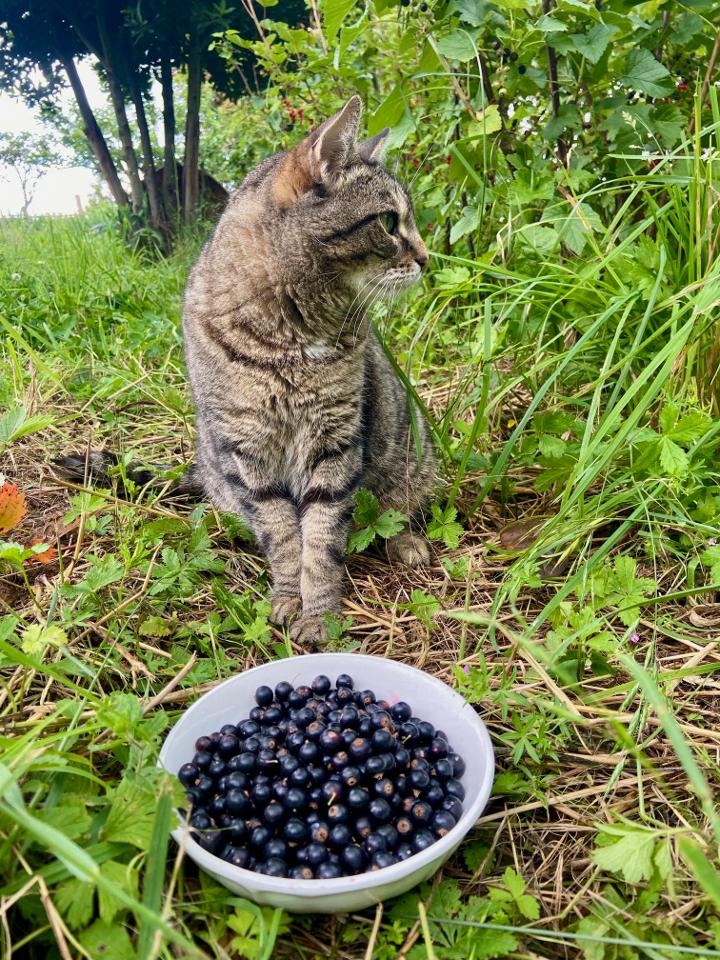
[378,211,399,236]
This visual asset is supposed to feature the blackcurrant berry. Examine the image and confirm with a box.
[255,685,273,707]
[311,674,331,695]
[310,821,330,844]
[263,857,288,877]
[369,798,392,823]
[274,681,293,701]
[411,828,436,853]
[445,778,465,801]
[178,763,198,787]
[193,750,212,771]
[342,844,367,873]
[283,818,308,843]
[347,787,370,810]
[329,823,353,849]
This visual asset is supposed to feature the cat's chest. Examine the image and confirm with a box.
[253,361,363,471]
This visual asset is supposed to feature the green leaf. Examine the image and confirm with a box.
[574,917,610,960]
[546,200,602,256]
[0,405,54,451]
[368,86,406,137]
[462,841,490,872]
[518,224,560,257]
[701,544,720,584]
[536,13,566,32]
[436,30,478,62]
[104,775,160,849]
[538,434,566,458]
[517,893,540,919]
[139,616,171,638]
[592,829,657,883]
[449,0,486,26]
[322,0,357,40]
[80,920,136,960]
[668,410,712,443]
[98,860,139,924]
[407,588,440,629]
[374,508,407,540]
[55,877,95,927]
[77,554,124,594]
[450,205,481,245]
[621,48,672,98]
[21,624,68,656]
[347,526,376,553]
[467,105,502,137]
[502,866,525,898]
[659,437,688,477]
[353,488,380,527]
[42,799,92,840]
[542,104,582,141]
[470,929,520,958]
[427,503,464,549]
[570,24,618,64]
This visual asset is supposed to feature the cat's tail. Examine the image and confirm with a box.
[52,450,204,498]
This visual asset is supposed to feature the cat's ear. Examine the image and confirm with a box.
[357,128,390,164]
[310,95,363,176]
[272,95,362,207]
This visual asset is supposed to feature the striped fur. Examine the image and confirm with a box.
[183,96,435,646]
[54,97,435,647]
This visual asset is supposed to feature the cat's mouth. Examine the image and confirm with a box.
[378,263,422,298]
[348,263,421,307]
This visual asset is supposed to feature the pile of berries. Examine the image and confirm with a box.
[178,674,466,879]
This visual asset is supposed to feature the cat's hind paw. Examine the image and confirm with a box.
[386,529,431,567]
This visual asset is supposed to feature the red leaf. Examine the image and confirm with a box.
[0,481,26,533]
[29,538,58,564]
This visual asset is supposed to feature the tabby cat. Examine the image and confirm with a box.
[60,95,435,646]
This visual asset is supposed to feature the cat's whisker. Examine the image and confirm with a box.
[351,274,388,344]
[348,273,387,344]
[336,270,385,347]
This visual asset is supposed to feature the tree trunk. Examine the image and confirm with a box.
[60,55,129,208]
[183,38,202,225]
[19,180,30,217]
[95,1,144,214]
[129,73,165,232]
[160,55,179,222]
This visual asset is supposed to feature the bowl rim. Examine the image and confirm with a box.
[159,652,495,898]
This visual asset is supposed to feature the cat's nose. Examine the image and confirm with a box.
[413,238,428,269]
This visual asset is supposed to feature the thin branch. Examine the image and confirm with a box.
[690,25,720,134]
[542,0,568,168]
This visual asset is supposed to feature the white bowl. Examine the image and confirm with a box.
[158,653,494,913]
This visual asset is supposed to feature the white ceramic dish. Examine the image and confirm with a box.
[158,653,494,913]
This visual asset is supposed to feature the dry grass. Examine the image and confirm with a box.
[2,216,720,959]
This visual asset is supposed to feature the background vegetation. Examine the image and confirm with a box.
[2,0,720,957]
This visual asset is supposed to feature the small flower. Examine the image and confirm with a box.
[630,633,640,644]
[462,665,470,675]
[708,538,718,547]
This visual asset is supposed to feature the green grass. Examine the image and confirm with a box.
[2,122,720,960]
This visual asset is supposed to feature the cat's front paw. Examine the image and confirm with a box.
[270,594,303,627]
[290,615,327,649]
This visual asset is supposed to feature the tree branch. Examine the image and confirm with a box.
[60,54,129,208]
[542,0,568,168]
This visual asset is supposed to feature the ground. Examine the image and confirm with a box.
[1,214,719,960]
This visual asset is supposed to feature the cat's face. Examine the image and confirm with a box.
[267,96,427,306]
